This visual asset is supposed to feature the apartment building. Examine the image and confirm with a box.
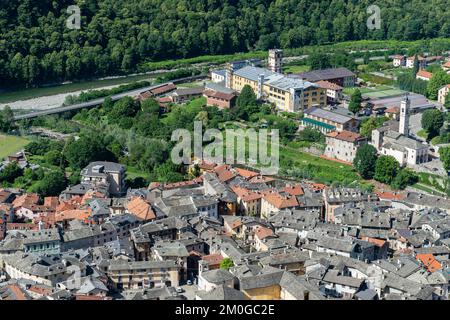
[107,260,180,290]
[226,65,326,113]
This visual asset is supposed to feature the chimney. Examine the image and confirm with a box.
[257,74,265,99]
[225,63,233,89]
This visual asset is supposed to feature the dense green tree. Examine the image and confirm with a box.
[374,156,400,184]
[309,52,331,70]
[391,169,419,190]
[348,89,363,115]
[0,162,23,183]
[439,147,450,171]
[360,116,389,138]
[237,85,257,108]
[32,170,67,197]
[427,70,450,100]
[445,93,450,110]
[298,127,324,143]
[353,144,378,179]
[1,0,450,86]
[0,106,16,133]
[220,258,234,271]
[421,109,444,139]
[64,135,115,169]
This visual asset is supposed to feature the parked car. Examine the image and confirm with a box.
[176,287,184,293]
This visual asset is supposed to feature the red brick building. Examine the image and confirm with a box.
[203,90,236,109]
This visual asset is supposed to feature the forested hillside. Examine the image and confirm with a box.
[1,0,450,86]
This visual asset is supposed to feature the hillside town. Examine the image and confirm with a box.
[0,155,449,300]
[2,49,450,301]
[0,49,450,300]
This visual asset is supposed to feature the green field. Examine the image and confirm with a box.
[363,89,405,98]
[284,64,310,74]
[0,134,30,160]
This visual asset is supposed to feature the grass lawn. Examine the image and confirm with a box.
[363,89,404,98]
[0,134,30,160]
[126,166,151,180]
[284,65,310,74]
[417,129,428,140]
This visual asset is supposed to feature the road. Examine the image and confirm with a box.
[13,75,207,121]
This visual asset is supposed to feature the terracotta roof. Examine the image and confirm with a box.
[255,226,275,240]
[361,237,386,247]
[82,190,107,204]
[385,106,400,114]
[6,222,38,231]
[235,168,259,180]
[443,61,450,68]
[164,178,202,190]
[263,192,298,209]
[231,186,263,202]
[416,70,433,79]
[326,130,363,143]
[126,197,156,221]
[218,170,235,183]
[283,184,304,196]
[416,253,442,273]
[28,285,53,296]
[202,253,224,266]
[150,83,177,95]
[12,193,39,208]
[6,284,29,300]
[204,89,236,101]
[393,55,405,59]
[214,164,236,182]
[303,182,327,191]
[315,80,343,90]
[198,161,217,171]
[44,197,59,210]
[375,191,406,201]
[158,97,173,104]
[55,209,91,222]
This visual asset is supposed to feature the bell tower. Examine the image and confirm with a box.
[399,93,410,137]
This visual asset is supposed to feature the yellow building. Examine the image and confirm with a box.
[226,65,326,113]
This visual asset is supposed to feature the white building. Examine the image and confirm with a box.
[416,70,432,82]
[393,55,406,67]
[438,85,450,105]
[198,269,235,292]
[372,95,429,167]
[325,131,367,163]
[211,69,226,83]
[315,80,343,103]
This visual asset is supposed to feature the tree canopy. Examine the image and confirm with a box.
[353,144,378,179]
[374,155,400,184]
[2,0,450,85]
[421,109,444,140]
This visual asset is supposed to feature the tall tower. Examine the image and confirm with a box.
[399,93,410,136]
[268,49,283,74]
[225,63,233,89]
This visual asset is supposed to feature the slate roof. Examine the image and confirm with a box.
[201,269,235,284]
[295,67,355,82]
[196,285,246,300]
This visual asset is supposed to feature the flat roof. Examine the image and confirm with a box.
[304,107,353,124]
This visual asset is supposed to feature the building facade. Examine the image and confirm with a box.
[325,131,367,163]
